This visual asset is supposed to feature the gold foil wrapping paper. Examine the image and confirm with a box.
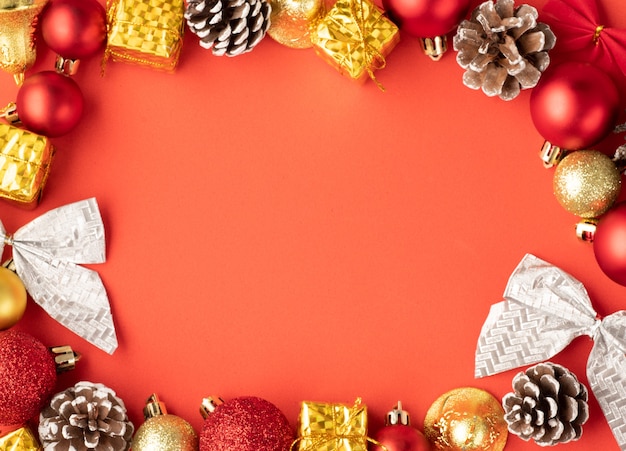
[0,123,53,207]
[296,399,369,451]
[311,0,399,82]
[0,426,42,450]
[105,0,185,71]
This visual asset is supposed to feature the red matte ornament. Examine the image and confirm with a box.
[529,62,620,150]
[542,0,626,82]
[0,330,56,427]
[40,0,107,60]
[199,396,294,451]
[16,71,84,137]
[594,203,626,286]
[372,402,431,451]
[382,0,471,38]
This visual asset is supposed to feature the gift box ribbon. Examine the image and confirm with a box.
[542,0,626,81]
[475,253,626,450]
[0,198,118,354]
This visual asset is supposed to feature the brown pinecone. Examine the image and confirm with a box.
[453,0,556,100]
[38,381,134,450]
[502,362,589,446]
[185,0,272,56]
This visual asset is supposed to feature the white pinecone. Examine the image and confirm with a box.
[502,362,589,446]
[185,0,271,56]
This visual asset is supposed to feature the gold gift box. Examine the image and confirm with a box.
[296,399,369,451]
[0,124,54,208]
[106,0,185,71]
[311,0,399,82]
[0,426,42,450]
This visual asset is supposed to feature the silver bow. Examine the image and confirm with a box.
[0,198,118,354]
[475,253,626,450]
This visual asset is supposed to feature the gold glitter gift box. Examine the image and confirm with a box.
[311,0,399,82]
[105,0,185,71]
[0,123,54,208]
[295,399,370,451]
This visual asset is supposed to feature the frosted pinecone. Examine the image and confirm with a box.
[453,0,556,100]
[185,0,272,56]
[502,362,589,446]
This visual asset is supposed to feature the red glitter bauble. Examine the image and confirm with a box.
[199,396,294,451]
[374,425,431,451]
[594,203,626,286]
[40,0,107,59]
[529,62,620,150]
[16,71,84,137]
[382,0,471,38]
[0,330,57,427]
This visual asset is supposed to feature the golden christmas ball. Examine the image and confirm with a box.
[132,414,198,451]
[553,150,621,218]
[424,387,508,451]
[267,0,325,48]
[0,267,27,330]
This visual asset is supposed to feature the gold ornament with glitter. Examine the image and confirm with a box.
[424,387,508,451]
[105,0,185,71]
[267,0,325,48]
[553,150,621,218]
[132,394,198,451]
[0,0,49,85]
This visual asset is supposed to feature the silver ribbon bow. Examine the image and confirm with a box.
[475,253,626,450]
[0,198,118,354]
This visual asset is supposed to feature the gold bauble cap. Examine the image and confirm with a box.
[424,387,508,451]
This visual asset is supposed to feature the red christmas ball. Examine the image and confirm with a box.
[374,424,431,451]
[382,0,471,38]
[40,0,107,59]
[530,62,620,150]
[594,203,626,286]
[16,71,84,137]
[199,396,294,451]
[0,330,57,427]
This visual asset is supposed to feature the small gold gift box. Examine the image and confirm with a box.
[0,426,42,450]
[311,0,399,82]
[106,0,185,71]
[0,123,54,208]
[295,399,369,451]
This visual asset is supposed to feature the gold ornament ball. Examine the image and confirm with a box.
[132,414,198,451]
[424,387,508,451]
[267,0,325,48]
[0,267,27,330]
[553,150,621,218]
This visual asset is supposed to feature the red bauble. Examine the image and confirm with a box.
[382,0,471,38]
[374,424,431,451]
[594,203,626,286]
[0,330,57,427]
[16,71,84,137]
[529,62,620,150]
[199,396,294,451]
[40,0,107,59]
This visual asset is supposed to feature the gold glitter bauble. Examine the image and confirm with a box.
[267,0,325,48]
[0,0,49,85]
[553,150,621,218]
[424,387,508,451]
[132,414,198,451]
[0,267,27,330]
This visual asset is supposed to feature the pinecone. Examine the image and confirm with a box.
[502,362,589,446]
[38,381,134,450]
[453,0,556,100]
[185,0,272,56]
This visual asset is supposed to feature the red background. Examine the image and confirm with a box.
[2,0,626,449]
